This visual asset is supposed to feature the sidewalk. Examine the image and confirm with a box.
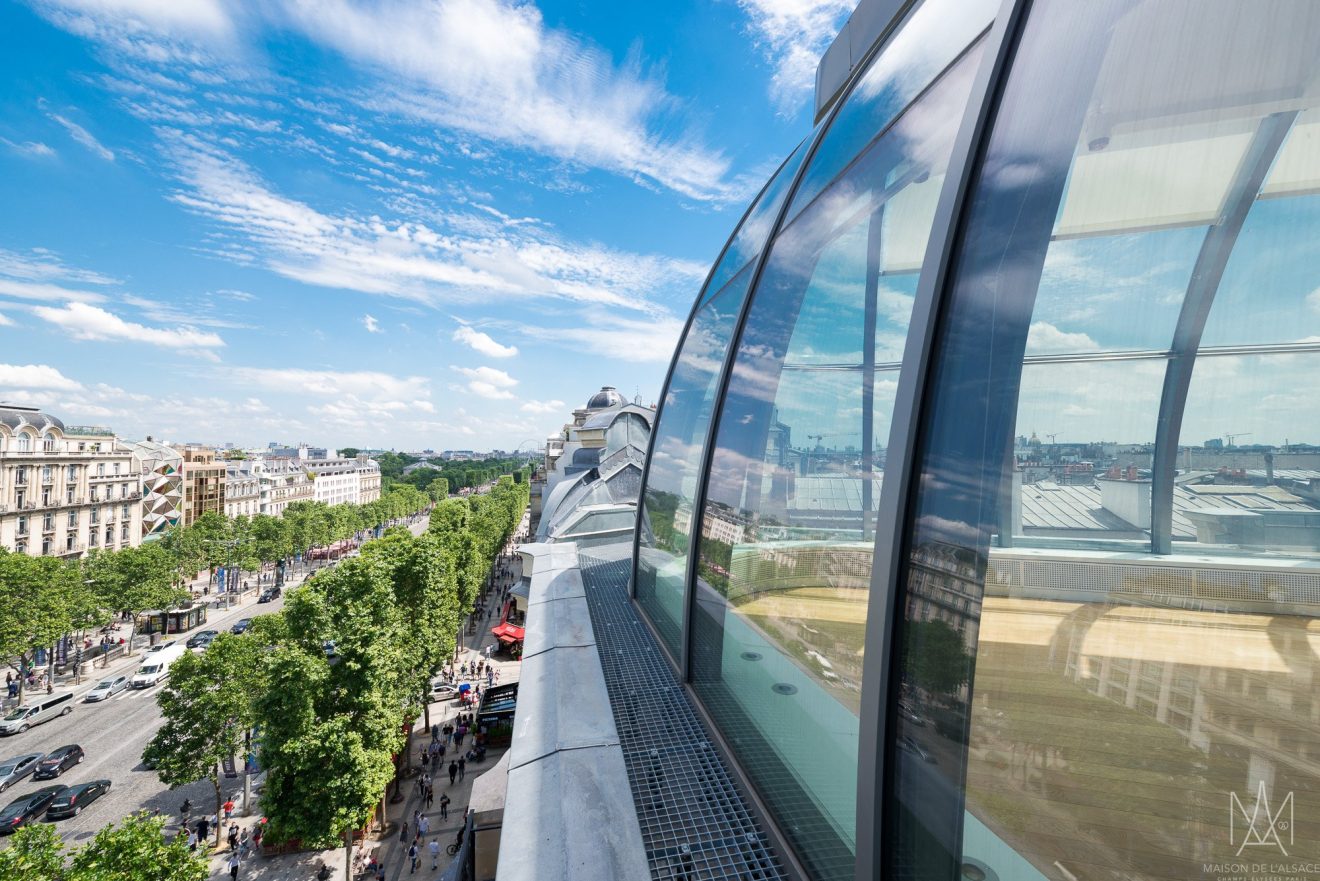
[201,527,527,880]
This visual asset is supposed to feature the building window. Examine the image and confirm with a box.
[121,504,129,519]
[66,465,76,482]
[104,526,113,545]
[67,511,76,528]
[90,488,98,502]
[41,537,51,555]
[113,462,120,475]
[121,523,128,542]
[14,541,25,554]
[97,463,105,477]
[66,488,74,504]
[41,489,50,506]
[90,509,98,525]
[16,516,27,536]
[15,466,27,485]
[65,535,74,552]
[16,434,30,453]
[41,465,52,483]
[15,490,24,509]
[88,531,97,547]
[43,513,53,531]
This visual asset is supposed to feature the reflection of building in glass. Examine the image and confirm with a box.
[497,2,1320,881]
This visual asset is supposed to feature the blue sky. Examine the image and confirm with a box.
[0,0,852,450]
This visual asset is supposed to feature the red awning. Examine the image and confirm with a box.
[490,622,525,642]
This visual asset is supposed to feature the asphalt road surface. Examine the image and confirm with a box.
[0,590,288,847]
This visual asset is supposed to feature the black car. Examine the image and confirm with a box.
[230,619,252,635]
[0,785,66,833]
[186,630,220,649]
[33,744,84,779]
[46,779,111,819]
[257,586,281,603]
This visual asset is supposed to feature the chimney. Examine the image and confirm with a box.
[1126,465,1137,481]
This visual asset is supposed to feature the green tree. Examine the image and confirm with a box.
[0,821,64,879]
[0,550,83,703]
[425,477,449,502]
[144,633,266,847]
[903,619,974,696]
[69,811,206,881]
[257,558,410,878]
[100,543,187,659]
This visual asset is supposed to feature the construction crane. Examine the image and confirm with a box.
[1224,432,1252,448]
[1046,433,1058,446]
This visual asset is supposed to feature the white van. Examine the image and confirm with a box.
[0,692,74,735]
[131,644,187,689]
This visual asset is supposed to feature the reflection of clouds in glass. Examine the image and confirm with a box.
[1017,361,1163,443]
[1184,353,1320,445]
[1025,321,1099,354]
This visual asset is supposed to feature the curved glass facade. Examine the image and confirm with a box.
[634,1,1320,879]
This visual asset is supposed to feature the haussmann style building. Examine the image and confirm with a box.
[487,3,1320,881]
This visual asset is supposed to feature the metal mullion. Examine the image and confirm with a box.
[853,0,1034,878]
[1150,111,1297,555]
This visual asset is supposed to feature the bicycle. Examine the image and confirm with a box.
[446,841,460,856]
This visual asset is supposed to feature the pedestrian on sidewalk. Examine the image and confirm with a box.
[425,784,434,809]
[399,819,409,843]
[227,853,240,881]
[419,814,430,837]
[448,761,458,786]
[223,798,235,821]
[408,842,419,874]
[458,756,466,781]
[429,838,441,870]
[227,822,239,852]
[439,794,450,820]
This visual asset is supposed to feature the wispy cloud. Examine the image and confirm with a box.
[31,302,226,348]
[362,314,382,333]
[164,138,703,311]
[48,112,115,161]
[453,324,516,358]
[519,312,685,364]
[1,138,57,158]
[520,399,565,414]
[737,0,853,111]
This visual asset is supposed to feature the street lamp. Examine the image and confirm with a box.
[205,537,243,610]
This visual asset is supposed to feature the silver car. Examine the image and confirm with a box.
[0,753,46,793]
[84,675,130,703]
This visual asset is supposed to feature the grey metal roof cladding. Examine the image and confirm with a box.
[0,404,66,433]
[581,403,654,431]
[497,541,650,881]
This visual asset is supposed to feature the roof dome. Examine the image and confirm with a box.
[586,386,625,410]
[0,404,65,433]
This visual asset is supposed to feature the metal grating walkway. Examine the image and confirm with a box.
[578,554,789,881]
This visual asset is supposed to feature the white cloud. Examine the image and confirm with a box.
[1,138,57,158]
[453,324,516,358]
[0,247,118,286]
[166,140,702,310]
[362,314,382,333]
[280,0,736,201]
[1026,321,1100,354]
[48,113,115,161]
[31,301,226,348]
[35,0,234,35]
[520,399,565,414]
[520,312,685,364]
[450,364,518,399]
[0,313,12,326]
[1307,286,1320,313]
[0,363,84,391]
[229,366,429,401]
[738,0,853,110]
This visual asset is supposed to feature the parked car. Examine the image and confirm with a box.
[0,785,67,833]
[230,619,252,635]
[898,735,937,764]
[33,745,84,779]
[46,779,111,819]
[186,630,220,649]
[84,675,129,702]
[257,586,281,603]
[0,753,45,792]
[0,692,73,735]
[432,682,459,699]
[146,640,177,653]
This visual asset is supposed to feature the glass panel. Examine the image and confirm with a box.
[636,264,758,658]
[636,141,820,660]
[1177,351,1320,557]
[884,3,1320,881]
[785,0,997,222]
[690,41,984,881]
[707,135,815,297]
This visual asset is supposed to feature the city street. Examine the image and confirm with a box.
[0,515,431,852]
[0,589,288,847]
